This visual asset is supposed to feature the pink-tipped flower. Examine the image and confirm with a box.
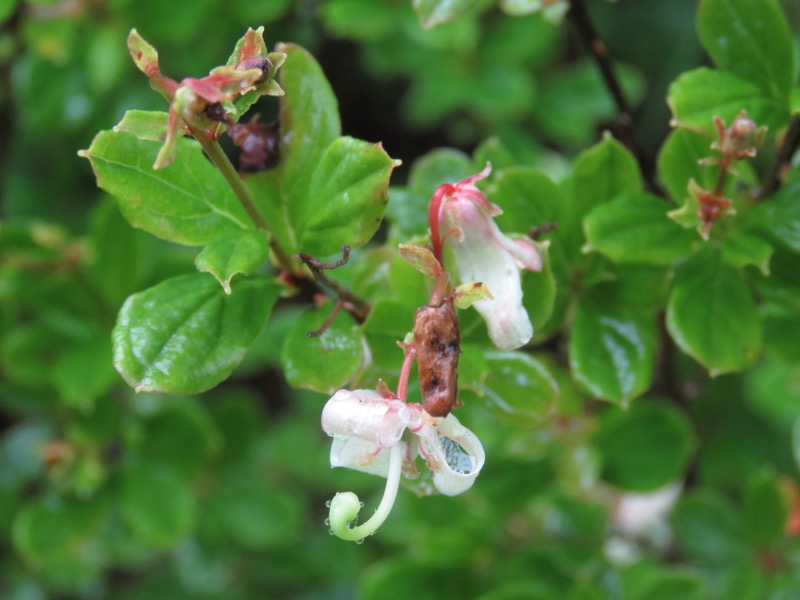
[430,164,541,350]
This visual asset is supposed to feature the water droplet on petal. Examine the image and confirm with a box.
[359,502,365,508]
[355,538,364,545]
[328,528,334,535]
[324,518,330,526]
[325,499,332,508]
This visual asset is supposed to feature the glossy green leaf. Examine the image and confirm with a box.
[413,0,480,28]
[256,43,339,251]
[594,401,695,491]
[697,0,796,101]
[194,231,270,294]
[80,124,250,246]
[299,137,397,256]
[113,273,280,394]
[667,249,761,375]
[565,134,643,259]
[112,109,168,142]
[667,68,788,134]
[657,128,722,203]
[466,351,559,425]
[584,193,699,266]
[281,307,367,393]
[761,306,800,362]
[569,292,657,406]
[121,464,194,547]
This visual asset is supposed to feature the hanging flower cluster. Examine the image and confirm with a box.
[321,164,541,542]
[127,27,286,168]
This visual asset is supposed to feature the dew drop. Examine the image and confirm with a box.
[359,502,365,508]
[355,538,364,545]
[328,528,334,535]
[324,518,330,526]
[325,499,332,508]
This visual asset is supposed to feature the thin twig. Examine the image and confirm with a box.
[568,0,658,193]
[298,245,370,324]
[759,114,800,201]
[192,128,295,271]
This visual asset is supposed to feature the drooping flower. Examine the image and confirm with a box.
[321,388,485,541]
[430,164,541,350]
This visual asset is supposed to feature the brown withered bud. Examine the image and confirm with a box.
[226,116,280,171]
[204,102,228,122]
[413,297,461,417]
[237,55,273,83]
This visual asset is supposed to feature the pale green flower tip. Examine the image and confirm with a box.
[329,491,360,527]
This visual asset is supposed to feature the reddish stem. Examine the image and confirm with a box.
[428,185,452,266]
[396,345,417,403]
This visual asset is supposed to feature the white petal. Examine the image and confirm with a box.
[329,436,393,477]
[321,389,410,447]
[418,414,485,496]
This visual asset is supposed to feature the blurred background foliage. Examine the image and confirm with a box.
[1,0,800,598]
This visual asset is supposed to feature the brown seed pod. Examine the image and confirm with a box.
[413,297,460,417]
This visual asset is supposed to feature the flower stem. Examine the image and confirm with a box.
[328,443,403,542]
[192,128,294,271]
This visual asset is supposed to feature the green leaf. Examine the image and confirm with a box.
[583,193,699,266]
[522,244,557,335]
[194,231,270,294]
[670,489,751,565]
[267,44,341,236]
[121,464,194,547]
[534,61,646,149]
[322,0,395,42]
[465,351,559,425]
[12,494,107,577]
[666,248,762,375]
[565,134,643,260]
[299,137,397,256]
[657,128,722,203]
[697,0,796,102]
[413,0,480,28]
[281,307,368,393]
[721,231,773,274]
[747,179,800,252]
[569,292,657,406]
[742,470,788,546]
[667,68,788,134]
[51,335,116,411]
[490,166,563,234]
[113,273,280,394]
[80,125,250,246]
[362,298,416,380]
[213,480,305,549]
[112,109,168,142]
[594,401,695,491]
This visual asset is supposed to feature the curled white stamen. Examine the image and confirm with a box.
[328,442,402,542]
